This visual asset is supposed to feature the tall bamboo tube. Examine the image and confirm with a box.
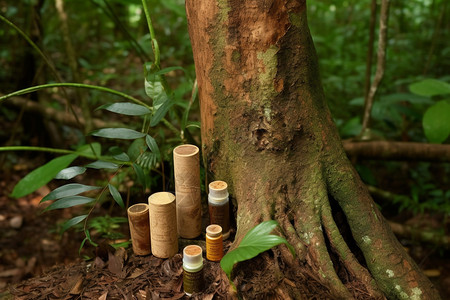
[127,203,151,255]
[148,192,178,258]
[173,144,202,238]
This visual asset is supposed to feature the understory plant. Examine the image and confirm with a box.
[0,0,198,248]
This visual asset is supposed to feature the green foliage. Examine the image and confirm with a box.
[422,100,450,143]
[11,154,78,198]
[409,79,450,97]
[42,183,100,202]
[220,220,295,279]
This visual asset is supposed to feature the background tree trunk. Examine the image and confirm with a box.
[186,0,439,298]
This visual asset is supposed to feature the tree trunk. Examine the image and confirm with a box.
[185,0,439,299]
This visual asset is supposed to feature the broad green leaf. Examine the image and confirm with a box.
[42,183,100,202]
[55,166,86,180]
[113,152,130,161]
[146,135,161,157]
[220,220,295,278]
[77,143,101,157]
[85,160,119,170]
[150,98,173,127]
[96,102,151,116]
[108,184,124,208]
[90,128,146,140]
[108,146,130,161]
[423,100,450,143]
[11,154,78,198]
[127,138,147,161]
[240,220,278,244]
[44,196,95,212]
[145,74,168,109]
[410,79,450,97]
[61,214,87,233]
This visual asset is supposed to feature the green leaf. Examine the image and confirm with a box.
[220,220,295,278]
[96,102,151,116]
[108,184,124,208]
[85,160,119,170]
[77,143,101,157]
[409,79,450,97]
[42,183,100,202]
[127,138,147,161]
[54,166,86,180]
[11,154,78,198]
[423,100,450,143]
[150,98,173,127]
[153,66,186,76]
[61,214,87,233]
[132,163,146,187]
[90,128,146,140]
[146,135,160,157]
[44,196,95,212]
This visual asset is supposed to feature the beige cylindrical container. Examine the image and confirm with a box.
[127,203,151,256]
[173,144,202,239]
[148,192,178,258]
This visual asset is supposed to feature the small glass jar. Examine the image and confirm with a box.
[182,245,204,295]
[206,224,223,261]
[208,181,230,239]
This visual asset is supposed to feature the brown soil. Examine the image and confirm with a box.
[1,165,450,299]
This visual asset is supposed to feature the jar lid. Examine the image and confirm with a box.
[208,181,229,203]
[206,224,222,237]
[183,245,203,269]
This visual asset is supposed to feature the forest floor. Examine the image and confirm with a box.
[1,159,450,299]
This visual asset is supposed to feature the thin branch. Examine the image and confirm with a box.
[363,0,377,100]
[360,0,390,136]
[343,140,450,162]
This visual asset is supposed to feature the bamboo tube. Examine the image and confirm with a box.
[148,192,178,258]
[127,203,151,256]
[173,144,202,238]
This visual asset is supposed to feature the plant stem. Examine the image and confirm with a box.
[0,146,132,166]
[141,0,160,67]
[0,83,151,110]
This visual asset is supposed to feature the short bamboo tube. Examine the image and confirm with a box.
[127,203,151,256]
[173,144,202,239]
[148,192,178,258]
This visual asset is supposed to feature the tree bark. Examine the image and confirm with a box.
[186,0,439,299]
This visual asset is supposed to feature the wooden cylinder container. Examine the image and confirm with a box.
[173,144,202,238]
[127,203,151,256]
[148,192,178,258]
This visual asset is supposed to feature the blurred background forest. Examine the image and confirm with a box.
[0,0,450,296]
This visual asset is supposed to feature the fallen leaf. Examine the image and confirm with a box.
[99,291,108,300]
[128,268,146,279]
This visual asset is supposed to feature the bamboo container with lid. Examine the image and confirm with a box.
[148,192,178,258]
[173,144,202,239]
[127,203,151,256]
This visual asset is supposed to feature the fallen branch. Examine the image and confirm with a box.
[1,94,121,129]
[388,221,450,248]
[343,140,450,162]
